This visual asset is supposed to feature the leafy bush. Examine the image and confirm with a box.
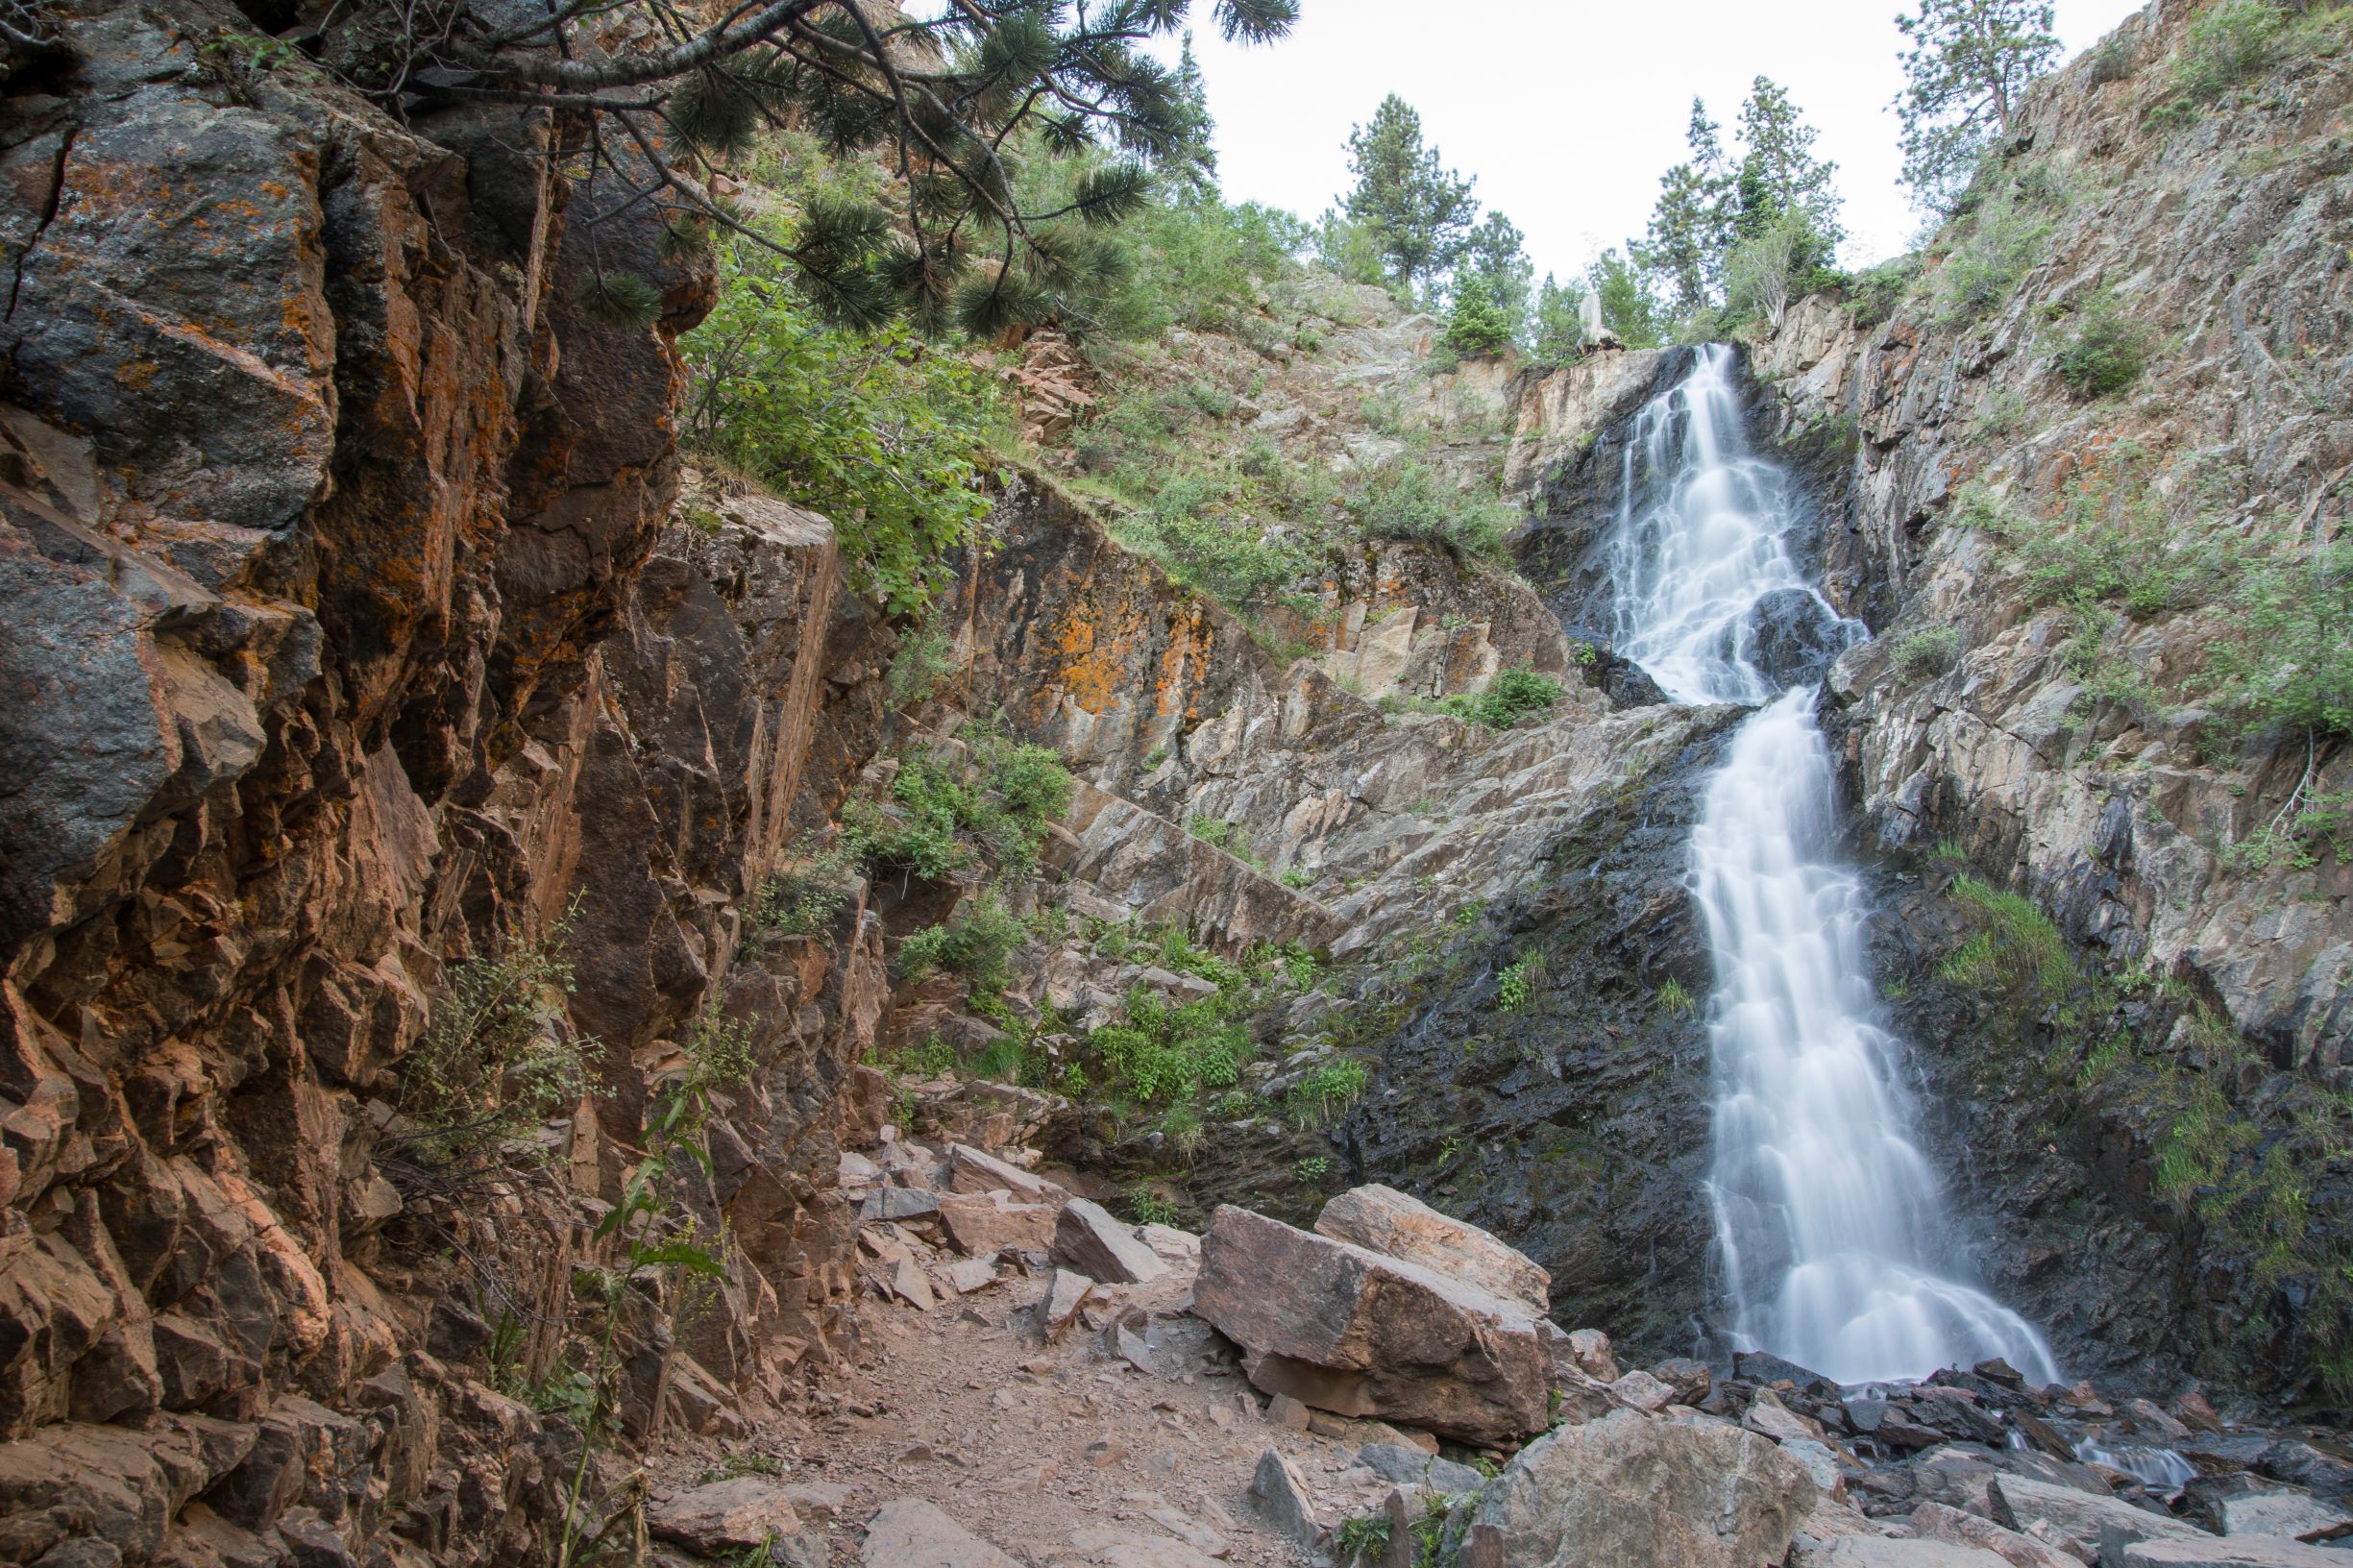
[1893,625,1965,681]
[1089,990,1253,1105]
[750,848,857,943]
[2206,543,2353,739]
[2053,298,2149,399]
[845,734,1073,880]
[1118,470,1317,610]
[683,235,1001,615]
[1102,197,1310,339]
[1469,668,1563,727]
[2009,453,2227,618]
[1349,459,1515,562]
[885,624,957,705]
[1844,257,1920,328]
[2088,35,2139,86]
[1495,949,1545,1012]
[395,917,599,1170]
[897,894,1028,992]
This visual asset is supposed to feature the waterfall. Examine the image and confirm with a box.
[1609,344,2059,1386]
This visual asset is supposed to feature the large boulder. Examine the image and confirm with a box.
[648,1480,806,1555]
[1054,1198,1167,1284]
[1460,1409,1816,1568]
[2186,1477,2353,1540]
[1190,1204,1553,1445]
[2118,1542,2353,1568]
[1989,1477,2215,1562]
[861,1499,1018,1567]
[1313,1185,1551,1316]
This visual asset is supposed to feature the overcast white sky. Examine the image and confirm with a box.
[1170,0,2149,279]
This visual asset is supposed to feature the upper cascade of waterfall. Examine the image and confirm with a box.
[1605,344,1864,705]
[1605,343,2060,1387]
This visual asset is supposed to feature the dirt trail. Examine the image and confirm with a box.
[648,1254,1414,1565]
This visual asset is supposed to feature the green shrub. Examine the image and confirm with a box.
[2052,299,2149,400]
[1098,196,1309,339]
[1089,989,1252,1104]
[897,894,1027,992]
[1933,186,2051,324]
[2167,0,2287,109]
[1495,949,1545,1013]
[1118,469,1316,610]
[1288,1058,1370,1127]
[1656,978,1698,1017]
[1349,459,1516,563]
[1128,1183,1182,1226]
[2008,453,2228,619]
[2088,34,2139,85]
[844,735,1072,879]
[682,233,1000,615]
[1845,255,1920,325]
[885,623,957,705]
[1470,668,1563,728]
[395,916,599,1169]
[2206,543,2353,739]
[749,848,857,943]
[1893,625,1965,682]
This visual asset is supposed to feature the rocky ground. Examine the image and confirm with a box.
[624,1111,2353,1568]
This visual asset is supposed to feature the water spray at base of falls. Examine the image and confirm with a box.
[1606,344,2059,1386]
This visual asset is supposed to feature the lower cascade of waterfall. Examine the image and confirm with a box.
[1607,344,2059,1386]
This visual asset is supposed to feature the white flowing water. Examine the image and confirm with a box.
[1610,344,2059,1385]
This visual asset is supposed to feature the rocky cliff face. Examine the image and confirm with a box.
[0,5,888,1562]
[1735,0,2353,1400]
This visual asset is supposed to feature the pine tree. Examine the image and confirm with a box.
[1894,0,2062,210]
[1341,94,1480,292]
[1531,273,1588,364]
[1734,78,1845,252]
[1458,209,1533,328]
[1167,32,1221,200]
[1443,275,1516,358]
[1587,249,1666,350]
[329,0,1300,336]
[1635,105,1736,319]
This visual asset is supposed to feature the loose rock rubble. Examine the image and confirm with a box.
[639,1116,2353,1568]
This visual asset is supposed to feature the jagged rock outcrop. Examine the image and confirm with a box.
[0,5,885,1562]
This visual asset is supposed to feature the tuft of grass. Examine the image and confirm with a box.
[1288,1058,1371,1128]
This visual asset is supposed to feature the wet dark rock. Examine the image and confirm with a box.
[1743,585,1856,690]
[1339,706,1740,1360]
[1734,1352,1841,1397]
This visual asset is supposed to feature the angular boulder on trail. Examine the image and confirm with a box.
[1312,1183,1551,1315]
[1461,1409,1816,1568]
[1191,1203,1553,1445]
[1054,1197,1167,1284]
